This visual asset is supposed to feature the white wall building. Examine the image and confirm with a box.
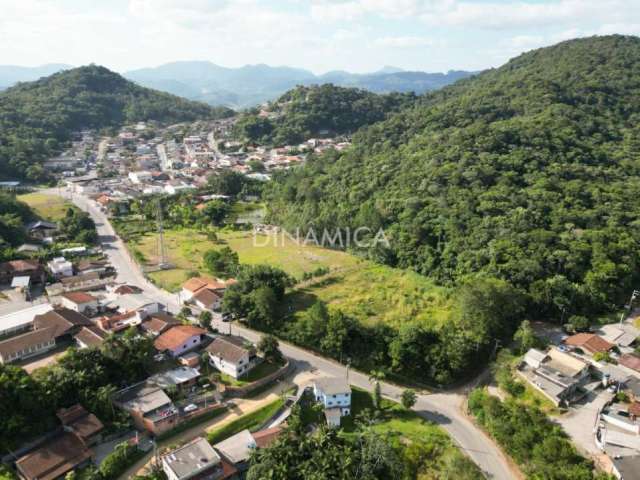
[206,336,255,379]
[48,257,73,277]
[313,377,351,427]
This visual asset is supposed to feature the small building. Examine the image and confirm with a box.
[192,288,222,311]
[115,382,178,435]
[213,427,282,473]
[48,257,74,278]
[154,325,206,358]
[312,377,352,427]
[564,333,615,355]
[179,351,201,368]
[181,277,229,302]
[15,432,93,480]
[75,259,109,276]
[56,404,104,446]
[74,326,108,349]
[33,308,92,341]
[161,437,237,480]
[620,354,640,374]
[0,259,45,284]
[140,312,179,337]
[60,291,99,314]
[150,366,201,391]
[27,220,57,240]
[206,336,256,379]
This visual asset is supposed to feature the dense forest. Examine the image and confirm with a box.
[266,35,640,321]
[0,65,234,181]
[234,84,417,145]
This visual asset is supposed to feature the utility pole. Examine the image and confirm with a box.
[155,198,168,269]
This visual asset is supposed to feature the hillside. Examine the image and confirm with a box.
[234,84,417,145]
[124,61,473,108]
[0,65,233,180]
[266,35,640,321]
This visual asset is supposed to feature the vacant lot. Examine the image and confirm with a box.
[18,193,71,221]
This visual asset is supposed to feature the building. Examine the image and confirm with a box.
[154,325,206,357]
[150,366,201,391]
[33,308,92,341]
[181,277,229,302]
[75,259,109,276]
[162,437,237,480]
[74,326,108,349]
[60,291,99,314]
[206,336,256,379]
[520,347,591,406]
[140,312,179,337]
[564,333,615,355]
[115,382,178,435]
[0,259,45,284]
[213,428,281,473]
[192,288,222,311]
[0,303,52,338]
[48,257,74,278]
[0,327,57,364]
[56,404,104,446]
[27,220,57,240]
[128,171,153,184]
[312,377,352,427]
[620,354,640,374]
[15,432,93,480]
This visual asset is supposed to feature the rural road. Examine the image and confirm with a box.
[49,187,517,480]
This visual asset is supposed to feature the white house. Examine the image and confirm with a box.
[206,336,256,379]
[164,181,196,195]
[161,437,225,480]
[192,288,222,311]
[313,377,351,427]
[154,325,206,358]
[128,171,153,184]
[60,291,99,314]
[48,257,73,277]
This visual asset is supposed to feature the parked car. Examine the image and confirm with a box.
[183,404,198,413]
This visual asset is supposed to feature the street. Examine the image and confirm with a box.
[50,187,518,480]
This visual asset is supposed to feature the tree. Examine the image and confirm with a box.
[566,315,590,333]
[400,389,417,409]
[199,310,212,330]
[203,247,239,278]
[201,200,229,226]
[369,370,386,410]
[514,320,535,354]
[207,170,246,196]
[257,334,283,363]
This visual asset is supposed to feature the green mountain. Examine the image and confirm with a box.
[0,65,234,180]
[234,84,418,145]
[267,35,640,319]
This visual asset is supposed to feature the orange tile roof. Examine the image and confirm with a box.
[61,291,96,304]
[154,325,205,352]
[629,402,640,417]
[564,333,614,354]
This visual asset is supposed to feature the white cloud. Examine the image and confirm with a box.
[375,35,435,47]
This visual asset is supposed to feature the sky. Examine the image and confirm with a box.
[0,0,639,74]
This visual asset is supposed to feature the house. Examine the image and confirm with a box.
[114,382,178,435]
[181,277,229,302]
[206,336,256,379]
[519,347,591,406]
[0,303,52,338]
[140,312,179,337]
[313,377,352,427]
[128,171,153,184]
[60,291,99,314]
[154,325,206,357]
[611,455,640,480]
[213,427,281,473]
[17,243,43,254]
[75,259,109,276]
[0,259,45,284]
[97,310,141,333]
[164,181,195,195]
[113,284,142,295]
[74,326,108,349]
[161,437,237,480]
[564,333,615,355]
[33,308,92,341]
[149,366,200,391]
[620,354,640,374]
[193,288,222,311]
[48,257,74,278]
[0,327,57,364]
[27,220,57,240]
[15,432,93,480]
[56,404,104,446]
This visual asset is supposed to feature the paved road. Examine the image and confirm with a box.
[48,187,517,480]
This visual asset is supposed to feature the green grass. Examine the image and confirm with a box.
[207,360,283,387]
[18,192,72,221]
[155,406,228,442]
[207,398,284,444]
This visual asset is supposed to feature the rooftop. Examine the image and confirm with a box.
[116,382,174,415]
[0,302,52,332]
[206,335,253,363]
[162,437,221,480]
[61,291,97,304]
[213,429,255,464]
[314,376,351,396]
[620,354,640,373]
[150,366,200,389]
[16,433,92,480]
[564,333,614,354]
[154,325,205,352]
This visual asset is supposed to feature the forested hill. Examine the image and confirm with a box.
[233,84,417,145]
[0,65,234,181]
[267,35,640,319]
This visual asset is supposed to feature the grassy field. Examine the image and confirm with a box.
[132,228,361,291]
[130,226,452,329]
[207,398,284,444]
[18,193,72,221]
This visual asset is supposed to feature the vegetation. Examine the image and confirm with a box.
[59,207,98,244]
[234,84,416,145]
[0,65,233,180]
[203,246,239,278]
[266,35,640,323]
[17,192,71,221]
[469,388,611,479]
[0,193,36,251]
[0,327,154,453]
[207,398,284,444]
[257,334,283,364]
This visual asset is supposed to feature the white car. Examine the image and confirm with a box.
[183,404,198,413]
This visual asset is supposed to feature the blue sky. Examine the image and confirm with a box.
[0,0,639,73]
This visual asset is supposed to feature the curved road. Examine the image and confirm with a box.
[50,187,517,480]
